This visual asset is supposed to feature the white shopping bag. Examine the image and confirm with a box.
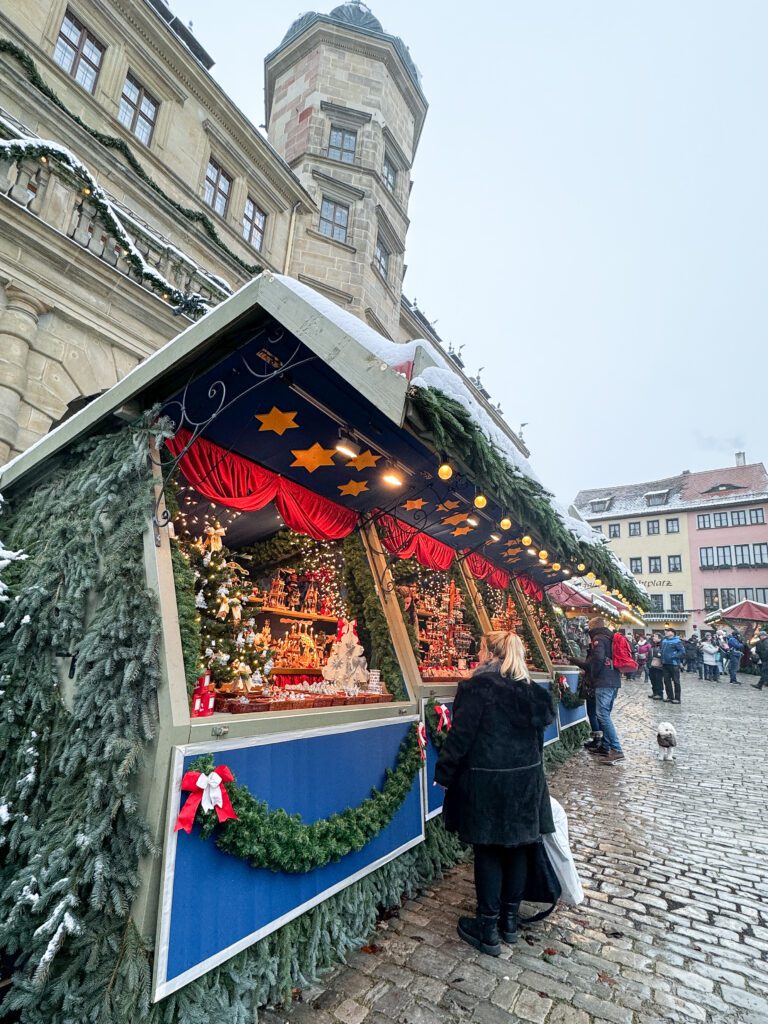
[542,797,584,906]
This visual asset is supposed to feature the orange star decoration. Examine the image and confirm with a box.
[402,498,427,511]
[338,479,369,497]
[346,450,381,471]
[442,511,471,526]
[452,525,474,537]
[437,500,460,512]
[256,407,299,435]
[290,443,337,473]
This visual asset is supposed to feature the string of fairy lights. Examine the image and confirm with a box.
[436,458,645,617]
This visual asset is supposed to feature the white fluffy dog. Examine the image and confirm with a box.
[657,721,678,761]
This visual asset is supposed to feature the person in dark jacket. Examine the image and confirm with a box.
[647,633,664,699]
[574,616,624,763]
[435,630,556,957]
[660,629,686,703]
[751,631,768,690]
[727,630,745,684]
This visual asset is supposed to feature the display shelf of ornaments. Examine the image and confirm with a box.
[409,579,477,683]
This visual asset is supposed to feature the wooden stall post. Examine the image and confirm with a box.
[458,561,493,633]
[131,443,194,941]
[360,519,421,704]
[510,578,555,674]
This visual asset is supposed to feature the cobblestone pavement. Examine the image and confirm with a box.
[263,673,768,1024]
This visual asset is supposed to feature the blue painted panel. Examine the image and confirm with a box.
[556,669,588,730]
[165,721,422,988]
[423,699,453,815]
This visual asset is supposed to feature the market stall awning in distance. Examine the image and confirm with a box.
[706,599,768,624]
[547,582,593,610]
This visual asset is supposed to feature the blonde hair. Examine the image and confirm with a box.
[481,630,529,681]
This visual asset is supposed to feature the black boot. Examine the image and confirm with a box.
[457,914,501,956]
[498,902,520,944]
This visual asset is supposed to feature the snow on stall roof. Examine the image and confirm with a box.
[277,275,609,553]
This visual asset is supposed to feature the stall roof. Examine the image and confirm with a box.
[709,600,768,623]
[0,273,412,494]
[0,272,642,594]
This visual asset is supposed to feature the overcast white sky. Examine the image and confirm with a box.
[176,0,765,504]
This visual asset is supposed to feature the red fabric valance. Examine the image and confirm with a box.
[518,574,543,602]
[464,552,510,591]
[166,429,359,541]
[377,513,456,571]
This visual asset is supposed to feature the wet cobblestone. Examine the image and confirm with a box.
[262,674,768,1022]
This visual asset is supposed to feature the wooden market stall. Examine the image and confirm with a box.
[0,273,647,1020]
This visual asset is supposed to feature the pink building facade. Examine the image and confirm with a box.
[575,457,768,634]
[685,464,768,620]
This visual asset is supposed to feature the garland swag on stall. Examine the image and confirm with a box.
[194,725,421,872]
[408,387,649,609]
[0,39,263,279]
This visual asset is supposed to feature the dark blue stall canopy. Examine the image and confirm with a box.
[164,310,570,588]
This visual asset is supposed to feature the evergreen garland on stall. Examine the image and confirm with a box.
[195,726,421,872]
[408,387,649,609]
[0,416,166,1024]
[0,39,263,279]
[170,542,203,697]
[342,533,410,701]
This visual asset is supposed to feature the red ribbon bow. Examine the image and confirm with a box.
[174,765,238,834]
[417,722,427,761]
[435,703,452,732]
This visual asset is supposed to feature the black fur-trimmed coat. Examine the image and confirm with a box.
[435,663,556,846]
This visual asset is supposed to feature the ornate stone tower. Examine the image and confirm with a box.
[265,3,427,339]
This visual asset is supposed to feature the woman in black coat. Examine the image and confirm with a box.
[435,630,556,957]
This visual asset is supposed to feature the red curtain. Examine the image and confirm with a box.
[464,552,510,591]
[518,574,543,602]
[377,513,456,571]
[166,429,359,541]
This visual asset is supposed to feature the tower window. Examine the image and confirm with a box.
[203,159,232,217]
[53,10,104,94]
[118,74,158,145]
[374,235,390,279]
[243,197,266,251]
[382,153,397,192]
[319,197,349,243]
[328,126,357,164]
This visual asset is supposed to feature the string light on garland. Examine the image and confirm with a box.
[526,547,538,557]
[552,562,561,571]
[521,535,533,546]
[538,549,549,561]
[437,460,453,481]
[473,493,487,509]
[587,571,596,581]
[500,516,512,531]
[577,563,586,572]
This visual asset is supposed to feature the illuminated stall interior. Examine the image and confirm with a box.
[157,305,596,715]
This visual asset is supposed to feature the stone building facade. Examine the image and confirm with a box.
[266,7,427,341]
[0,0,527,467]
[574,457,768,633]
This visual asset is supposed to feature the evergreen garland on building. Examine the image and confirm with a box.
[0,38,264,279]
